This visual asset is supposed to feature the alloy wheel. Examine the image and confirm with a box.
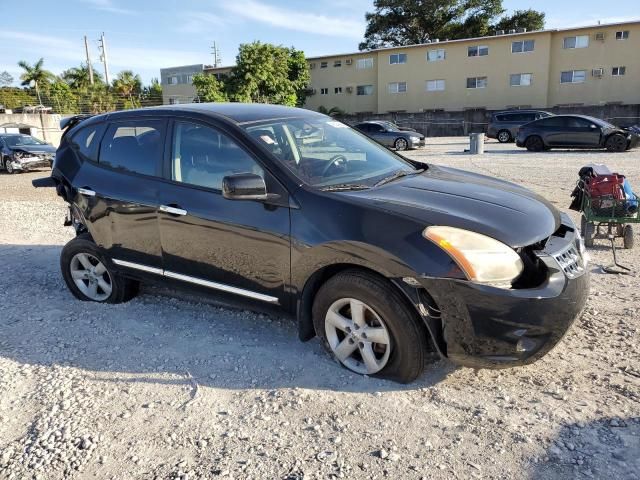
[498,131,511,143]
[395,138,408,151]
[69,252,112,301]
[5,160,14,174]
[324,298,392,375]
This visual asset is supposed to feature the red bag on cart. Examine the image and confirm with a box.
[585,174,626,214]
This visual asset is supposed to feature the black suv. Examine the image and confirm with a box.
[34,104,589,383]
[487,110,553,143]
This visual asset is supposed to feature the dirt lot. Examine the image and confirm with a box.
[0,138,638,480]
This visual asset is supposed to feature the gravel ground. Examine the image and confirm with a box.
[0,138,638,480]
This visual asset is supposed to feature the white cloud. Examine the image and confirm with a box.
[80,0,136,15]
[221,0,365,39]
[176,11,229,34]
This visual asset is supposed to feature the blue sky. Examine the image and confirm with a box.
[2,0,639,85]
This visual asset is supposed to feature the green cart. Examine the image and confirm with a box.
[580,191,638,249]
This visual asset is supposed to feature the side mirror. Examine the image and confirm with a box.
[222,173,269,201]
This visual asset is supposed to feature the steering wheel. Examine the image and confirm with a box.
[321,154,349,177]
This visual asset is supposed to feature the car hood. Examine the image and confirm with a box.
[12,144,56,155]
[349,165,561,247]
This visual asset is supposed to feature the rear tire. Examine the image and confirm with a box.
[497,130,512,143]
[312,269,427,383]
[623,225,634,249]
[525,136,545,152]
[583,219,595,248]
[60,234,139,303]
[605,134,628,152]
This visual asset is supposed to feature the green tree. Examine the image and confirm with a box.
[192,73,228,102]
[317,106,345,116]
[17,58,54,105]
[0,88,37,110]
[226,42,310,106]
[492,9,545,33]
[359,0,544,50]
[61,64,104,90]
[141,78,163,106]
[112,70,142,109]
[79,83,116,114]
[44,80,78,113]
[0,71,14,87]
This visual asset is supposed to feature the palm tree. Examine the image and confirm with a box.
[61,64,103,90]
[17,58,54,105]
[112,70,142,108]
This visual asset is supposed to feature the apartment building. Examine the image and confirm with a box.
[160,64,232,105]
[304,21,640,114]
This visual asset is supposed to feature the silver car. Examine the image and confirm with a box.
[354,121,425,151]
[487,110,553,143]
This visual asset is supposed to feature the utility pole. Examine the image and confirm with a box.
[211,42,221,68]
[84,35,94,85]
[98,32,110,85]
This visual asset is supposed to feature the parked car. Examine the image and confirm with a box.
[34,104,589,383]
[353,120,425,150]
[0,133,56,173]
[516,115,640,152]
[487,110,553,143]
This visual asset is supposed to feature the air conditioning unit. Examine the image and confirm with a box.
[595,32,605,41]
[345,58,353,65]
[592,68,604,77]
[346,86,354,94]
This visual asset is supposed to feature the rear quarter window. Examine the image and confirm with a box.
[70,123,106,163]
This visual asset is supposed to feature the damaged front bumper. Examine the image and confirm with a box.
[411,214,590,368]
[7,156,52,171]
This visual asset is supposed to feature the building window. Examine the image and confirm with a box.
[560,70,586,84]
[466,77,488,89]
[186,74,193,83]
[388,82,407,94]
[320,88,329,95]
[167,76,178,85]
[169,97,178,105]
[389,53,407,65]
[612,66,626,76]
[320,61,328,69]
[356,58,373,69]
[563,35,589,49]
[468,45,489,57]
[334,87,343,94]
[426,79,445,91]
[511,40,535,53]
[356,85,374,96]
[427,49,446,62]
[334,60,342,68]
[616,31,630,40]
[510,73,532,86]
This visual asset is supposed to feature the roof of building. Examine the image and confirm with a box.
[305,19,640,61]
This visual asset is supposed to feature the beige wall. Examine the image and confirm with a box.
[304,22,640,114]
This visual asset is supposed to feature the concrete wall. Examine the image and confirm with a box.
[0,113,63,146]
[335,103,640,137]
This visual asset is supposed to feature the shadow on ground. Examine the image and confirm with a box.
[529,416,639,479]
[0,244,455,393]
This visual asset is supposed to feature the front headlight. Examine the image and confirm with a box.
[424,226,524,288]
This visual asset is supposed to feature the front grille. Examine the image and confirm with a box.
[552,245,585,279]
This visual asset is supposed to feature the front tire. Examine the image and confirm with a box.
[623,225,634,249]
[605,134,627,152]
[497,130,512,143]
[60,235,138,303]
[583,218,595,248]
[525,136,545,152]
[312,270,427,383]
[394,138,408,151]
[4,158,15,174]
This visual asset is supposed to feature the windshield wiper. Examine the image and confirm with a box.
[374,168,425,187]
[320,183,371,192]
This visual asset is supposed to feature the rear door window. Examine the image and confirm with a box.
[99,120,166,176]
[537,117,569,128]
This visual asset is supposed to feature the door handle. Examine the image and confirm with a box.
[159,205,187,216]
[77,187,96,197]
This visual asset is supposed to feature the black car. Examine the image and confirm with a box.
[0,133,56,173]
[353,121,425,150]
[34,104,589,383]
[487,110,553,143]
[516,114,640,152]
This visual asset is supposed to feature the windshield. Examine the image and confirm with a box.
[244,117,418,188]
[3,135,46,147]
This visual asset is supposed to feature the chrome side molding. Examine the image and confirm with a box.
[112,258,279,304]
